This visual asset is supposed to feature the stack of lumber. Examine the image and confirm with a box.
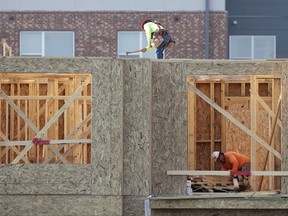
[190,175,246,192]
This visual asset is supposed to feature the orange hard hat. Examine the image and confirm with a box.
[141,19,152,30]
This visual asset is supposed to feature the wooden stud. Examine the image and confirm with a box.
[73,78,81,164]
[221,82,226,153]
[187,78,196,170]
[167,170,288,176]
[250,75,258,190]
[210,82,215,170]
[9,84,15,162]
[1,38,12,57]
[273,78,281,190]
[83,86,88,164]
[28,82,37,163]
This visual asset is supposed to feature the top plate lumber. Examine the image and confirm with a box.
[167,170,288,176]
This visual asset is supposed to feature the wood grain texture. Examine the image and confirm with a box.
[0,195,122,216]
[91,59,124,196]
[151,61,187,196]
[0,57,288,215]
[122,59,152,196]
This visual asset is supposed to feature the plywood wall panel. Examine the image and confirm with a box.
[196,142,211,170]
[0,195,122,216]
[196,83,211,141]
[122,59,151,196]
[151,61,186,196]
[0,165,92,194]
[91,59,124,196]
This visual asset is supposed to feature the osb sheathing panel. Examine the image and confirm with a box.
[0,57,92,73]
[0,57,126,214]
[122,59,152,196]
[123,195,146,216]
[152,210,288,216]
[196,142,211,170]
[0,195,123,216]
[90,58,124,196]
[0,165,92,194]
[151,61,187,196]
[150,196,288,209]
[1,58,288,213]
[281,61,288,193]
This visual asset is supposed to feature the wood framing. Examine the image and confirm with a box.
[187,77,196,169]
[187,75,282,191]
[1,38,12,57]
[0,74,92,164]
[167,170,288,176]
[187,83,281,160]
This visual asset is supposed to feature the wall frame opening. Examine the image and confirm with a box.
[0,73,91,164]
[187,75,281,191]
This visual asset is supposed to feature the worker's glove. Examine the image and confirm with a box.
[140,48,147,53]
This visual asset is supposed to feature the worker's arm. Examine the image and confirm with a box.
[221,166,228,171]
[144,25,155,50]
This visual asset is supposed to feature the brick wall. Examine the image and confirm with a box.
[0,11,228,59]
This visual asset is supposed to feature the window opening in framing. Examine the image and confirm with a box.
[0,73,91,164]
[187,75,281,191]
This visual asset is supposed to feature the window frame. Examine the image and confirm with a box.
[20,31,75,57]
[117,31,157,59]
[229,35,276,60]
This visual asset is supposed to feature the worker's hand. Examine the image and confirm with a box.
[140,48,147,53]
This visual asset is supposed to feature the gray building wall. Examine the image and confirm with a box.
[226,0,288,58]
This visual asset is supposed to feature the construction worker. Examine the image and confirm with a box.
[140,19,175,59]
[212,151,251,173]
[212,151,251,190]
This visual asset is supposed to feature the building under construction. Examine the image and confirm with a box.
[0,57,288,215]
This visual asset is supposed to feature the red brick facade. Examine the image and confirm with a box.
[0,11,228,59]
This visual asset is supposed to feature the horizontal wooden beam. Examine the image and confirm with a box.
[0,139,91,146]
[167,170,288,176]
[0,73,90,78]
[0,96,91,100]
[189,75,281,83]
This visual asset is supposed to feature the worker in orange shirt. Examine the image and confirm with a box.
[212,151,250,190]
[212,151,251,173]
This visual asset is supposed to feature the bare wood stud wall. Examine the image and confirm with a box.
[187,75,281,191]
[0,73,91,164]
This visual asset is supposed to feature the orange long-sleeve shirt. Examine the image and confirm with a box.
[221,151,250,171]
